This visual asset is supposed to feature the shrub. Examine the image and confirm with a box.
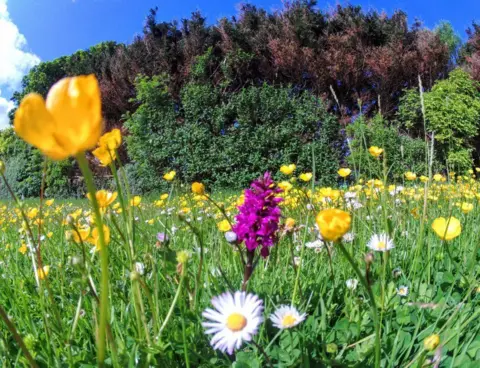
[347,114,435,180]
[125,76,342,191]
[397,68,480,172]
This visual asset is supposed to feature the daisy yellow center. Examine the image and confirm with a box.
[226,313,247,332]
[282,314,297,327]
[377,241,386,250]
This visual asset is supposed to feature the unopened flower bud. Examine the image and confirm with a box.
[0,160,5,175]
[392,268,402,278]
[130,271,140,281]
[135,262,145,276]
[424,334,440,351]
[365,252,375,264]
[326,343,338,354]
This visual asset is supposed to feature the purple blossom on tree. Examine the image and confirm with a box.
[233,172,283,258]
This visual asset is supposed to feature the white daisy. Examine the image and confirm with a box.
[346,279,358,291]
[366,233,394,252]
[397,286,409,297]
[202,291,263,355]
[270,305,306,329]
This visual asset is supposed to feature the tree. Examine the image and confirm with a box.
[397,69,480,171]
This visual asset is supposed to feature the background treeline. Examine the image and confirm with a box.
[4,1,480,196]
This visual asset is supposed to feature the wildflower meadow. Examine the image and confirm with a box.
[0,73,478,367]
[4,2,480,367]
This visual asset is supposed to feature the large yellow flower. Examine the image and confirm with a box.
[280,164,296,175]
[192,182,206,195]
[431,217,461,241]
[66,225,91,244]
[163,171,176,181]
[14,75,102,160]
[88,190,118,209]
[89,225,111,252]
[93,129,122,166]
[92,145,114,166]
[461,202,474,214]
[217,219,231,232]
[299,173,313,182]
[130,196,142,207]
[405,172,417,181]
[338,168,351,178]
[316,209,351,242]
[368,146,383,158]
[99,128,121,150]
[433,174,443,182]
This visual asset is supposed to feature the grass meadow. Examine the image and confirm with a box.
[1,158,480,367]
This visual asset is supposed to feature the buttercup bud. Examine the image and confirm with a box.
[424,334,440,351]
[365,252,375,264]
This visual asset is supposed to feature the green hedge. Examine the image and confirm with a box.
[125,76,342,192]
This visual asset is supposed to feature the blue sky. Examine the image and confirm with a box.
[0,0,479,127]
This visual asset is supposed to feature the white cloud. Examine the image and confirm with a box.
[0,93,13,128]
[0,0,40,129]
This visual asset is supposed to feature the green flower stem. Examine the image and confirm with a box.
[158,267,186,338]
[337,241,381,368]
[0,304,38,368]
[76,153,110,366]
[291,216,309,305]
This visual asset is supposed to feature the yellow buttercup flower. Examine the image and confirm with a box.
[431,217,461,241]
[19,243,28,255]
[88,190,117,208]
[433,174,443,181]
[217,219,232,232]
[130,196,142,207]
[316,209,351,242]
[163,171,176,181]
[160,193,169,200]
[14,75,102,160]
[338,168,351,178]
[45,199,55,206]
[299,173,313,182]
[99,128,122,151]
[66,225,91,244]
[280,164,296,175]
[278,181,293,191]
[93,129,122,166]
[461,202,474,214]
[92,145,114,166]
[285,217,296,230]
[368,146,383,158]
[419,175,428,183]
[192,182,205,195]
[405,172,417,181]
[27,208,39,219]
[38,265,50,280]
[90,225,111,252]
[424,334,440,351]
